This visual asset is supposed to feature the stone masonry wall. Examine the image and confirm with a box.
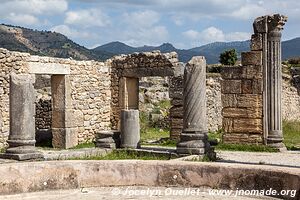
[221,51,264,144]
[0,48,111,148]
[110,51,180,136]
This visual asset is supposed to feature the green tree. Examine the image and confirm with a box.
[219,49,237,65]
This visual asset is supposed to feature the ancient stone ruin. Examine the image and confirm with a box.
[221,14,288,149]
[0,14,297,159]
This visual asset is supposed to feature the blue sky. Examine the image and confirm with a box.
[0,0,299,49]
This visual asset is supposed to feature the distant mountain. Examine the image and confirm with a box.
[0,24,299,64]
[282,37,300,60]
[0,24,112,61]
[93,38,300,64]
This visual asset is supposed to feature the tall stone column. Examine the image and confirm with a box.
[266,15,287,149]
[0,73,43,160]
[120,109,140,148]
[253,14,287,149]
[176,57,214,156]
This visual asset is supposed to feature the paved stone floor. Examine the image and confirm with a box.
[216,150,300,168]
[0,187,279,200]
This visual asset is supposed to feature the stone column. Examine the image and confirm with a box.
[265,15,287,149]
[176,57,214,156]
[0,73,43,160]
[120,109,140,148]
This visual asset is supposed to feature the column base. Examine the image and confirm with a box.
[267,137,287,152]
[176,131,216,159]
[0,146,43,161]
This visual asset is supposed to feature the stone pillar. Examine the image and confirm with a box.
[266,15,287,149]
[0,73,43,160]
[254,14,287,149]
[176,57,214,156]
[51,75,77,149]
[120,109,140,148]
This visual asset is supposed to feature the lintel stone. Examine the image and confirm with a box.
[29,62,70,74]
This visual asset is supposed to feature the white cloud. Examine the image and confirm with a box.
[6,13,39,25]
[51,25,93,39]
[122,10,160,28]
[226,32,251,41]
[65,9,110,28]
[123,25,169,46]
[0,0,68,15]
[0,0,68,26]
[231,4,267,20]
[183,27,250,46]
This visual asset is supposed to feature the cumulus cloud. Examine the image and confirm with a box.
[0,0,68,25]
[65,9,110,28]
[6,13,39,26]
[122,10,161,28]
[123,25,169,46]
[51,25,94,39]
[117,10,169,46]
[183,27,250,46]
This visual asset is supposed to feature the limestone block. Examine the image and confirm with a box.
[52,128,78,149]
[221,66,246,79]
[52,109,76,128]
[241,51,262,66]
[169,106,183,118]
[222,107,262,118]
[222,118,233,133]
[223,133,263,144]
[28,62,70,74]
[221,94,238,108]
[241,80,252,94]
[122,67,174,78]
[170,118,183,129]
[170,128,181,140]
[236,94,263,108]
[233,119,263,133]
[252,79,263,94]
[221,80,241,94]
[251,34,263,51]
[245,65,262,79]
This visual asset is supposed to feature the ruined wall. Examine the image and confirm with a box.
[0,48,111,148]
[221,51,264,144]
[110,51,180,137]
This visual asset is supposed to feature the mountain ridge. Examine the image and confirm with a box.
[0,24,299,64]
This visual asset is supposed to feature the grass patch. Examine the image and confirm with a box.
[215,143,278,152]
[70,150,173,160]
[283,120,300,150]
[70,142,95,149]
[208,129,222,141]
[140,127,170,142]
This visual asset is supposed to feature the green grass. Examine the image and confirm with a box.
[70,142,95,149]
[69,150,172,160]
[283,120,300,150]
[140,127,170,143]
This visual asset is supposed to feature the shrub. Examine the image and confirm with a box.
[219,49,237,65]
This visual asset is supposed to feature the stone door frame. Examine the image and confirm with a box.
[29,62,77,148]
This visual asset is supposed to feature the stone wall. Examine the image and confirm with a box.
[110,51,180,136]
[0,48,111,148]
[221,51,264,144]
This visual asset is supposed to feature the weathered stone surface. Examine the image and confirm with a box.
[169,106,183,118]
[52,128,78,149]
[222,118,233,133]
[28,62,70,74]
[177,56,214,157]
[170,118,183,129]
[241,51,262,66]
[222,107,262,118]
[233,119,263,133]
[120,110,140,148]
[221,80,241,94]
[241,80,252,94]
[223,133,263,144]
[236,94,263,108]
[1,73,43,160]
[250,33,263,51]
